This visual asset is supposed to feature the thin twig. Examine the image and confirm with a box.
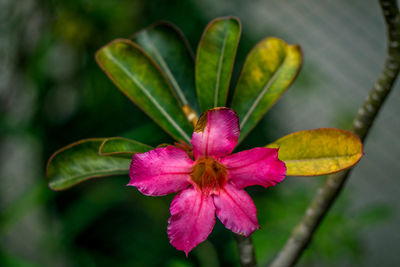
[235,234,257,267]
[269,1,400,266]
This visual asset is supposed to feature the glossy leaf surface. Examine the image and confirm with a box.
[266,128,363,176]
[96,39,193,143]
[231,37,302,142]
[133,22,199,113]
[99,137,153,158]
[47,139,131,191]
[196,17,241,112]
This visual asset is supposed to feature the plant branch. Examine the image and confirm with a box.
[269,0,400,266]
[235,234,257,267]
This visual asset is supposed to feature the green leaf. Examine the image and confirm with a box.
[266,128,363,176]
[99,137,153,158]
[133,22,199,114]
[196,17,241,112]
[96,39,193,143]
[47,138,132,191]
[231,37,302,143]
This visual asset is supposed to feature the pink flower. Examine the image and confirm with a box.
[128,107,286,255]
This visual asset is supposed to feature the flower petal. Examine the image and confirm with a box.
[192,108,240,159]
[128,146,193,196]
[221,147,286,189]
[167,187,215,255]
[213,183,259,236]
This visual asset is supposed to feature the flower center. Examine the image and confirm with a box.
[190,157,227,193]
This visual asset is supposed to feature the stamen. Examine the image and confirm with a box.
[190,157,227,194]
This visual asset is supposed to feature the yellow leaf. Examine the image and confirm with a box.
[266,128,363,176]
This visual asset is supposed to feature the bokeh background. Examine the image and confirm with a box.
[1,0,399,266]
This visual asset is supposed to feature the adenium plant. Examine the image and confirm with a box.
[46,17,363,256]
[130,107,286,254]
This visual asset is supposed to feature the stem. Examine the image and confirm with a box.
[269,1,400,267]
[235,234,257,267]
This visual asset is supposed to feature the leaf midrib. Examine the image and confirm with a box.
[103,49,191,143]
[240,53,287,129]
[214,28,229,107]
[282,153,361,162]
[142,32,189,106]
[51,168,129,187]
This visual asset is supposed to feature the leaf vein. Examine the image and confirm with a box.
[240,54,287,129]
[214,29,229,107]
[142,32,189,105]
[104,49,191,143]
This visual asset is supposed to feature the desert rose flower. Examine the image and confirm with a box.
[128,107,286,255]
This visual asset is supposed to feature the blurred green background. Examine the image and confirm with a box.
[1,0,399,266]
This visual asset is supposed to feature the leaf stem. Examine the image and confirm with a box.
[269,1,400,266]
